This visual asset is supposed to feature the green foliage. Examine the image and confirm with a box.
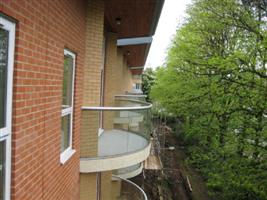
[151,0,267,199]
[141,67,156,102]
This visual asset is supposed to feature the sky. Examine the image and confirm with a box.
[145,0,192,69]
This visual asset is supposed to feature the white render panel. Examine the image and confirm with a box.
[117,36,153,46]
[80,142,151,173]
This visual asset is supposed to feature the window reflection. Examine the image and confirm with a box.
[62,55,73,109]
[0,28,8,128]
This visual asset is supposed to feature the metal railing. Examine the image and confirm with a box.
[80,95,152,159]
[112,175,148,200]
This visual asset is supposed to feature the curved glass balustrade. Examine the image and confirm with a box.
[112,175,147,200]
[113,163,143,179]
[80,95,152,172]
[113,163,142,175]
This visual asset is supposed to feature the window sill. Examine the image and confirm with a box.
[60,148,76,165]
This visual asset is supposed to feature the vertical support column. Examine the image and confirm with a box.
[100,171,112,200]
[103,33,118,130]
[81,0,104,157]
[82,0,104,107]
[103,32,118,107]
[117,48,133,94]
[80,0,104,200]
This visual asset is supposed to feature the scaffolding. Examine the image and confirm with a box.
[140,114,193,200]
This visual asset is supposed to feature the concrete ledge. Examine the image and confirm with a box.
[80,143,151,173]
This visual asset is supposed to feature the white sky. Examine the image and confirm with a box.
[145,0,192,69]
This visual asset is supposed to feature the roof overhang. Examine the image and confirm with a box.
[120,43,151,68]
[105,0,164,72]
[105,0,164,38]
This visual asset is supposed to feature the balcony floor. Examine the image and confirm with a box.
[98,129,148,157]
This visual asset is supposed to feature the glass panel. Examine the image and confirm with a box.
[113,163,141,176]
[0,140,5,200]
[61,114,71,152]
[0,28,8,128]
[62,55,73,109]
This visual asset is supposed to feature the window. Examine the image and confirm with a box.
[0,16,15,200]
[60,49,76,164]
[135,83,141,90]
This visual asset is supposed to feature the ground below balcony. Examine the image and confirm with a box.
[132,131,211,200]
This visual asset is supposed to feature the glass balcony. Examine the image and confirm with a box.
[112,175,147,200]
[113,163,143,179]
[80,95,152,173]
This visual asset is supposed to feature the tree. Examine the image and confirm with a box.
[142,67,156,102]
[151,0,267,199]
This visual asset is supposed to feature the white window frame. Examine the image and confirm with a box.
[135,83,141,90]
[60,49,76,164]
[0,16,16,200]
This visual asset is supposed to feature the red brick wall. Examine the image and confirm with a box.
[0,0,87,199]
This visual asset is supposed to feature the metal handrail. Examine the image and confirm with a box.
[112,175,148,200]
[82,98,152,111]
[82,97,152,111]
[82,105,152,111]
[82,95,151,111]
[80,95,152,160]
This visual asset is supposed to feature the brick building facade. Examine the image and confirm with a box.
[0,0,164,199]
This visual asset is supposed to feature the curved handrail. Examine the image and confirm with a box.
[81,95,152,161]
[82,97,152,111]
[82,105,152,111]
[82,101,152,111]
[82,94,152,111]
[112,175,148,200]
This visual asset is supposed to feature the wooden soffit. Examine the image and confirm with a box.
[104,0,164,38]
[104,0,164,70]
